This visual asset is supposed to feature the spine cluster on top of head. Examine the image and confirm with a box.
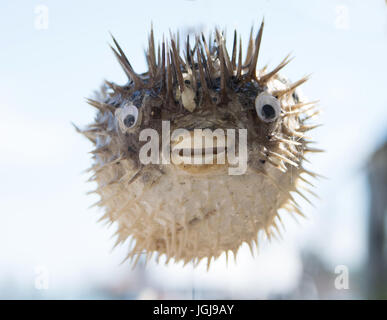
[106,20,308,107]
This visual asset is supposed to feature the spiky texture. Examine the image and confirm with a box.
[77,21,321,269]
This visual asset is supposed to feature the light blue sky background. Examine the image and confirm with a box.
[0,0,386,298]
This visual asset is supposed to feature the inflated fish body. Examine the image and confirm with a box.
[77,21,321,267]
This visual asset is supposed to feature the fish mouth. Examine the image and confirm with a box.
[178,146,227,158]
[170,129,232,174]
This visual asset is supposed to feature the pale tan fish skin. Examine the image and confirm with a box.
[76,21,321,269]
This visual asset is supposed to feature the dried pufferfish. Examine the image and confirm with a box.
[77,21,321,268]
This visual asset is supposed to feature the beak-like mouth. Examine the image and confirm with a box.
[170,129,233,173]
[178,146,227,157]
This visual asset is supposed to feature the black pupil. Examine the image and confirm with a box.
[123,114,135,127]
[262,104,276,120]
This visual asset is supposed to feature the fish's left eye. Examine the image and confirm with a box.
[115,103,139,132]
[255,92,281,123]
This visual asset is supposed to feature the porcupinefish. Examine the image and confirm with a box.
[76,21,321,268]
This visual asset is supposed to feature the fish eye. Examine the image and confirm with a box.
[115,103,139,132]
[255,92,281,123]
[123,114,136,127]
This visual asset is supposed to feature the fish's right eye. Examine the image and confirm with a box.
[255,92,281,123]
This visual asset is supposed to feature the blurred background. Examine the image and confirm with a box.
[0,0,386,299]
